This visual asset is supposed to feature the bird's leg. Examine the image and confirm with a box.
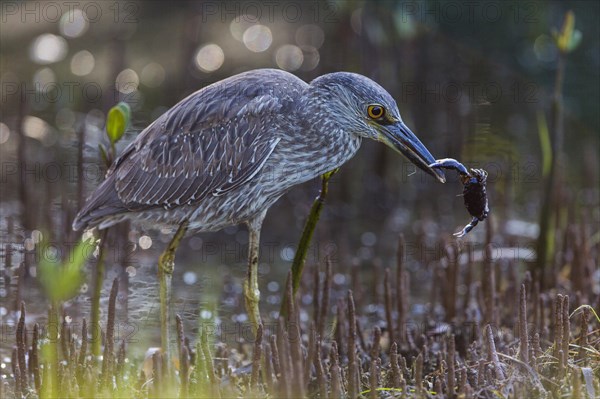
[244,213,266,334]
[158,219,189,374]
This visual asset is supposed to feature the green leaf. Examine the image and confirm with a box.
[38,238,95,302]
[106,102,131,144]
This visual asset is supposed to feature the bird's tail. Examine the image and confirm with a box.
[72,175,128,231]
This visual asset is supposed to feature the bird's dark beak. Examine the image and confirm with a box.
[380,122,446,183]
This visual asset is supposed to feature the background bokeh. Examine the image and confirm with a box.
[1,1,598,358]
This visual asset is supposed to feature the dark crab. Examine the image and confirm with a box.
[429,158,489,238]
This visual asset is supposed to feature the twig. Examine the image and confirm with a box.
[16,302,28,393]
[91,229,108,357]
[101,278,118,387]
[263,338,274,391]
[562,294,570,363]
[389,342,402,388]
[485,325,505,380]
[177,316,189,398]
[284,272,305,396]
[304,325,316,387]
[314,338,326,398]
[396,235,407,344]
[330,341,342,399]
[269,335,280,382]
[317,257,332,338]
[200,327,220,398]
[384,268,395,346]
[577,307,590,365]
[281,169,338,317]
[347,290,358,398]
[368,357,379,399]
[31,323,40,393]
[519,284,529,365]
[414,352,424,397]
[447,335,456,397]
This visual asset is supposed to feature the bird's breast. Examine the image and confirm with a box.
[263,127,361,191]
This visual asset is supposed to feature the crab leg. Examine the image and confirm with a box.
[453,217,479,238]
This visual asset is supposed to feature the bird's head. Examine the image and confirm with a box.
[309,72,446,183]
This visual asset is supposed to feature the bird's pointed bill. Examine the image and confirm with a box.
[379,123,446,183]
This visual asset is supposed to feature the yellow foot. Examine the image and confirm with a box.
[158,250,175,275]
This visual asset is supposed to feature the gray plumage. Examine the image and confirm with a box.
[73,68,445,233]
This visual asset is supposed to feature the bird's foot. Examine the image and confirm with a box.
[158,250,176,275]
[158,220,189,276]
[243,279,262,334]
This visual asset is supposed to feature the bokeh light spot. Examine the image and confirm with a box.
[60,9,89,38]
[56,108,76,130]
[360,231,377,246]
[23,116,53,145]
[139,235,152,249]
[115,68,139,94]
[183,271,197,285]
[32,230,43,243]
[295,24,325,49]
[30,34,68,64]
[32,68,56,90]
[280,246,294,261]
[71,50,95,76]
[0,123,10,144]
[194,44,225,72]
[141,62,165,87]
[230,15,256,42]
[299,46,320,71]
[351,8,362,35]
[275,45,304,71]
[267,281,279,292]
[243,25,272,52]
[533,34,557,63]
[126,266,137,277]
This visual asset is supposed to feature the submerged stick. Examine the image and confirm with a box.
[348,290,358,398]
[16,302,28,394]
[485,325,505,380]
[317,257,332,338]
[518,284,529,365]
[330,341,342,399]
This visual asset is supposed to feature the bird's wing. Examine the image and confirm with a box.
[111,77,299,210]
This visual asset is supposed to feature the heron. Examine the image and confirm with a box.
[73,68,446,338]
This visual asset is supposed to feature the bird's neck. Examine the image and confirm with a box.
[291,101,363,178]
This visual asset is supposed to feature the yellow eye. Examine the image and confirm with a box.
[367,104,385,119]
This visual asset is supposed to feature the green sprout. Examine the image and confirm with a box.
[100,101,131,166]
[37,237,95,303]
[552,10,582,54]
